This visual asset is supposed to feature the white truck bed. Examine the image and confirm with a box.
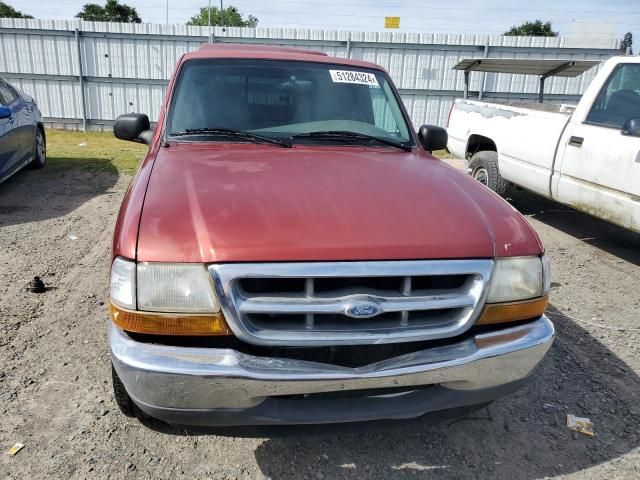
[447,99,572,197]
[446,55,640,233]
[472,100,577,114]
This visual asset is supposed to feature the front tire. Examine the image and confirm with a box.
[112,364,136,417]
[28,127,46,169]
[469,150,510,197]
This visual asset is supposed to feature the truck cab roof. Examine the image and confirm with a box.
[197,43,328,56]
[183,42,384,71]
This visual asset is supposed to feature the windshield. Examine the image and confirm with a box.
[167,59,413,147]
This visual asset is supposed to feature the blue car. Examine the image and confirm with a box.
[0,77,46,184]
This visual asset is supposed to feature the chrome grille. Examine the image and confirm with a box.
[209,260,493,346]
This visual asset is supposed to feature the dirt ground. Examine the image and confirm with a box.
[1,154,639,479]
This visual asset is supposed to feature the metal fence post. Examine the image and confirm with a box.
[479,43,489,100]
[346,32,352,58]
[74,28,88,131]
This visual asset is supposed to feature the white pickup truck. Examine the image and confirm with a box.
[447,55,640,233]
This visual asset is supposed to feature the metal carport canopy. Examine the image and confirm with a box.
[453,58,599,76]
[453,58,600,102]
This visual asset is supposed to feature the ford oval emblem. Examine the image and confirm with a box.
[345,303,382,319]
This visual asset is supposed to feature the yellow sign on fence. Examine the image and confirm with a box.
[384,17,400,29]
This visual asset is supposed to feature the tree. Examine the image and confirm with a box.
[0,1,33,18]
[75,0,141,23]
[504,20,557,37]
[622,32,633,55]
[187,5,258,27]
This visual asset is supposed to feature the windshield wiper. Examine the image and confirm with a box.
[170,128,292,148]
[292,131,412,151]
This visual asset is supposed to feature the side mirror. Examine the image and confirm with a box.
[418,125,448,152]
[0,106,11,119]
[622,118,640,137]
[114,113,153,145]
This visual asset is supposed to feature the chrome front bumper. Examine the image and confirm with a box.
[110,316,554,426]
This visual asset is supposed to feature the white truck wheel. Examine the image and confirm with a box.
[469,151,511,197]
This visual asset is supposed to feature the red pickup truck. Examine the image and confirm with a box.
[108,44,553,428]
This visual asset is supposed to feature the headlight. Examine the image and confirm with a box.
[486,256,549,303]
[109,258,229,336]
[476,255,550,326]
[137,262,220,313]
[541,254,551,295]
[110,257,136,309]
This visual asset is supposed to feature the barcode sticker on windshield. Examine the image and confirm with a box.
[330,70,379,87]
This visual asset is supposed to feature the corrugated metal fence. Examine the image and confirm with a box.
[0,18,624,130]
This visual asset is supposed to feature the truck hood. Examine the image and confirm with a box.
[136,144,542,262]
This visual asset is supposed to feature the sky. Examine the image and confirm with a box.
[6,0,640,47]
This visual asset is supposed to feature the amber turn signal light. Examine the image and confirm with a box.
[109,303,232,336]
[476,296,549,325]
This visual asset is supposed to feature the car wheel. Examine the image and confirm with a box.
[112,364,136,417]
[28,127,46,170]
[469,150,510,197]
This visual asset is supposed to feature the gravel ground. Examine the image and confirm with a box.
[1,161,639,479]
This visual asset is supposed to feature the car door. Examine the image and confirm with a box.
[0,84,21,181]
[19,90,38,161]
[555,61,640,233]
[1,81,32,163]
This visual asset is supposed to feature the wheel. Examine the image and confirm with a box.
[111,364,136,417]
[27,127,46,169]
[468,150,510,197]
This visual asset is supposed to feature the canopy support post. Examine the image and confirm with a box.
[538,61,575,103]
[463,59,481,100]
[464,71,469,99]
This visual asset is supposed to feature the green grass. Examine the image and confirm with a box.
[46,130,148,174]
[433,149,454,159]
